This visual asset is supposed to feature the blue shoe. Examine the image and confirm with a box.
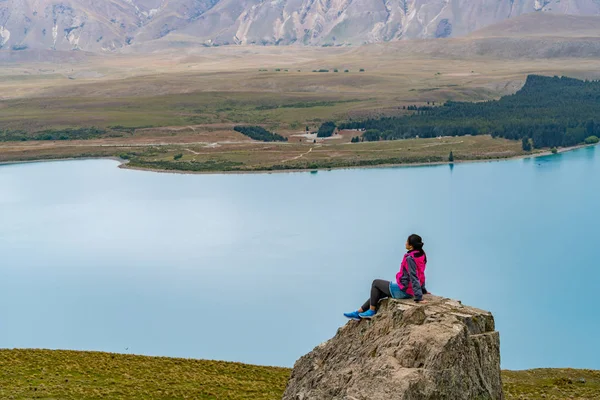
[359,309,377,319]
[344,311,361,321]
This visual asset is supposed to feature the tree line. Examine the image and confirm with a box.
[0,127,108,142]
[233,126,287,142]
[334,75,600,149]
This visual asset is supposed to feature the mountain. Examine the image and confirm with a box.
[1,0,600,52]
[469,12,600,38]
[367,13,600,60]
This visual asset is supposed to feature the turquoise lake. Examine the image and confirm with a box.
[1,148,599,369]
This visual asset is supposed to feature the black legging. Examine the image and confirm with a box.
[361,279,391,311]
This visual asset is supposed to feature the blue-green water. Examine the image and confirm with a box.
[1,148,599,369]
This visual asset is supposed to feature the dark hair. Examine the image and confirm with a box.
[407,234,425,256]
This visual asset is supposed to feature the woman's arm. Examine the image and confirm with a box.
[406,256,423,302]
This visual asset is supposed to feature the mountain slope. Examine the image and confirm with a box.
[469,12,600,38]
[2,0,600,52]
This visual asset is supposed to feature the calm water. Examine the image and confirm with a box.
[1,149,599,370]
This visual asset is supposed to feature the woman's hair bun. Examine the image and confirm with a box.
[407,234,424,249]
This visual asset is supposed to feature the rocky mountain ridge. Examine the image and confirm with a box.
[1,0,600,52]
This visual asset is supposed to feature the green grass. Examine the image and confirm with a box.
[124,135,527,173]
[0,93,372,132]
[1,350,598,399]
[0,127,115,142]
[503,369,600,399]
[127,155,449,173]
[0,349,289,400]
[0,135,531,172]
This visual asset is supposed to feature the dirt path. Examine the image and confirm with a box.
[282,146,315,163]
[420,140,464,148]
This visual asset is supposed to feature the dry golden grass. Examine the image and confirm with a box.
[0,134,528,172]
[3,43,600,169]
[149,134,525,169]
[5,45,600,118]
[3,44,600,142]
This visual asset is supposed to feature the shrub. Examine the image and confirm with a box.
[448,151,454,162]
[551,147,558,154]
[359,68,365,72]
[173,153,183,160]
[585,135,599,144]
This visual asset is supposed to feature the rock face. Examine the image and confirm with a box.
[2,0,600,51]
[282,296,503,400]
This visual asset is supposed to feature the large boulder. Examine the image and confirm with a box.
[282,296,503,400]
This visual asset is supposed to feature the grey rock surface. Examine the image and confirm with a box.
[282,295,503,400]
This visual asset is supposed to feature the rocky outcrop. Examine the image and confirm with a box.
[282,296,503,400]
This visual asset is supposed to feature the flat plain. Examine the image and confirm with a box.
[3,14,600,170]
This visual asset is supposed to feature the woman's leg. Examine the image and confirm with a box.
[360,279,391,311]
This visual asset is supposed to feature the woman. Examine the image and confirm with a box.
[344,234,428,320]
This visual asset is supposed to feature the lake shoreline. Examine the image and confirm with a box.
[0,143,595,174]
[118,142,596,175]
[0,156,125,167]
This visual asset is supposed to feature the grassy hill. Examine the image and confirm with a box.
[1,349,598,399]
[0,349,289,400]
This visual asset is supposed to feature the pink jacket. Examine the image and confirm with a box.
[396,250,427,300]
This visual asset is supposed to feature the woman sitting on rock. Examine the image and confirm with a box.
[344,234,427,320]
